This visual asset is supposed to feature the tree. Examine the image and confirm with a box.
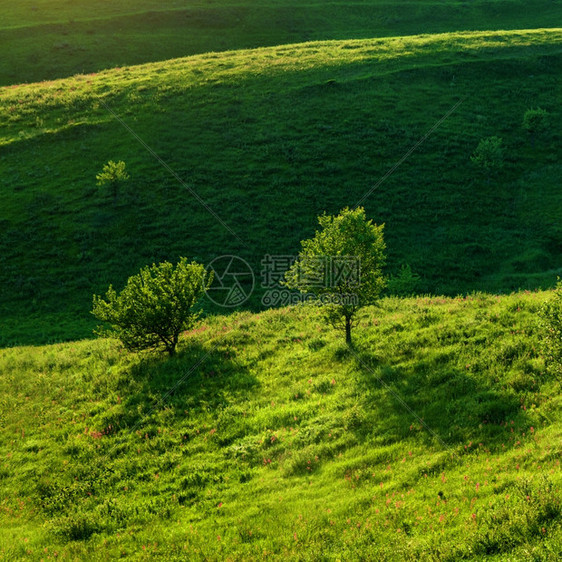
[539,278,562,378]
[471,136,504,172]
[284,207,386,346]
[387,263,421,296]
[92,258,212,356]
[96,160,129,199]
[523,108,549,141]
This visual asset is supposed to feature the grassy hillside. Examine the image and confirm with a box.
[2,29,562,345]
[3,0,562,85]
[4,2,562,560]
[1,291,561,559]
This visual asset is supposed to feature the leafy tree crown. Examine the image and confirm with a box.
[92,258,211,355]
[522,107,549,134]
[284,206,386,345]
[96,160,130,187]
[470,136,504,171]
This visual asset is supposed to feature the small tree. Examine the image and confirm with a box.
[96,160,129,199]
[92,258,211,356]
[523,107,549,134]
[539,278,562,378]
[387,263,421,296]
[284,207,386,346]
[523,108,549,145]
[471,136,504,172]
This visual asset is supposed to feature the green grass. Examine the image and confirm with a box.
[4,0,562,86]
[4,2,562,559]
[1,291,561,559]
[2,28,562,345]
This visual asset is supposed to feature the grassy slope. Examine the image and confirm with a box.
[3,0,562,86]
[1,291,561,560]
[1,29,562,345]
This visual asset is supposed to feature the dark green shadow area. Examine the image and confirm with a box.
[352,352,526,449]
[2,46,562,345]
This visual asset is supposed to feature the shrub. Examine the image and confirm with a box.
[92,258,211,356]
[387,264,421,296]
[471,136,504,171]
[96,160,129,198]
[539,278,562,378]
[523,107,549,135]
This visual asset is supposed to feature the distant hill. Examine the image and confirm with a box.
[3,0,562,85]
[1,29,562,345]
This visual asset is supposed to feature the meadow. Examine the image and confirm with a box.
[3,0,562,86]
[1,292,561,560]
[1,28,562,345]
[2,1,562,559]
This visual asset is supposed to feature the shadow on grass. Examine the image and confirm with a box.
[102,341,258,432]
[349,347,529,451]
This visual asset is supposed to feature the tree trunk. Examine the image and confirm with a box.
[166,339,177,356]
[345,316,352,347]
